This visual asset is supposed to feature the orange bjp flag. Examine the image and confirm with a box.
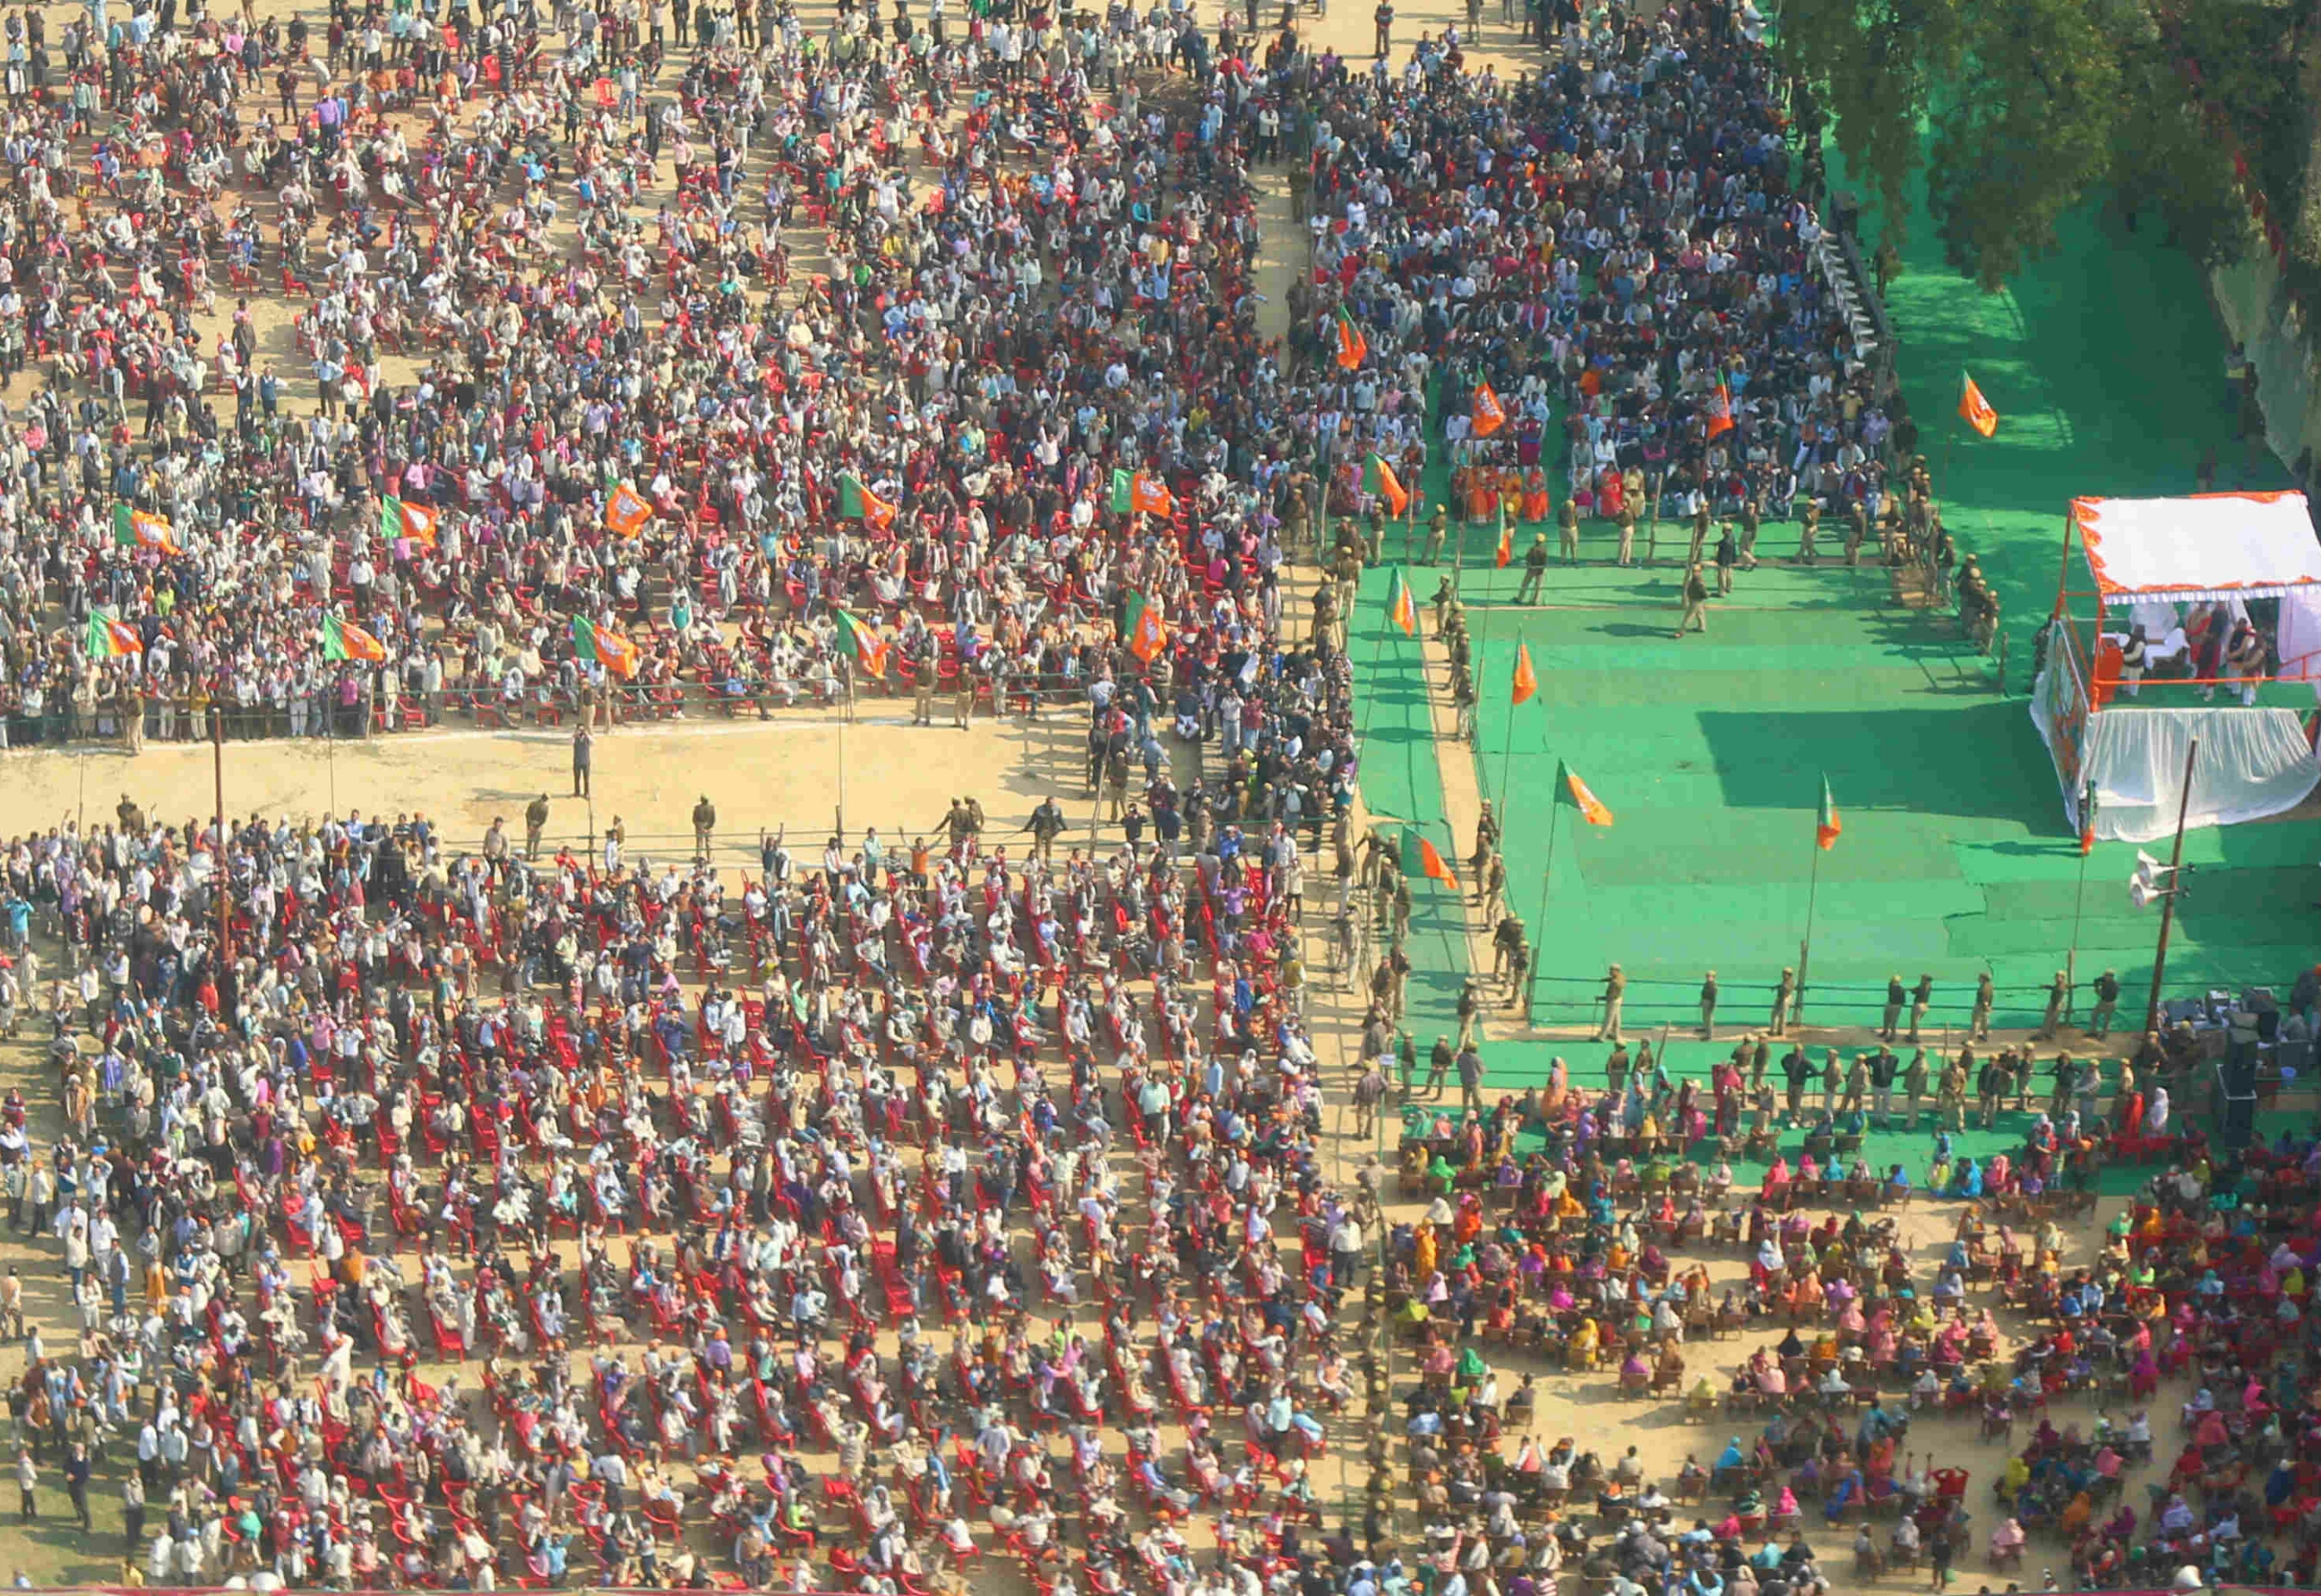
[1334,306,1368,370]
[605,484,653,537]
[1705,380,1735,439]
[1557,761,1613,826]
[1130,473,1174,517]
[1495,517,1513,569]
[1959,372,1998,438]
[1366,454,1409,517]
[1415,834,1461,893]
[1385,568,1417,636]
[1510,643,1538,705]
[1472,381,1507,438]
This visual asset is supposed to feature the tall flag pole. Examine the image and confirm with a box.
[1799,774,1841,1024]
[2066,783,2097,1024]
[1358,569,1414,743]
[1499,640,1535,812]
[1470,579,1489,745]
[1530,760,1613,1017]
[1530,777,1562,1024]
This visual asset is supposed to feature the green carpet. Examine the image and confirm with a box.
[1349,180,2311,1098]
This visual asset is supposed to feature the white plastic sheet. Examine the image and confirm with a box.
[2055,705,2319,841]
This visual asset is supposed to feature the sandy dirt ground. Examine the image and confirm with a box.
[0,702,1152,861]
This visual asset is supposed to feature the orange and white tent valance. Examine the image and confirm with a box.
[2072,491,2321,603]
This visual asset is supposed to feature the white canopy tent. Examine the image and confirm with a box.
[2071,492,2321,601]
[2032,492,2321,842]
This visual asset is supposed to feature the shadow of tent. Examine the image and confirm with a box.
[1693,702,2055,823]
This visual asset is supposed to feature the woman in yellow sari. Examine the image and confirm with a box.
[1566,1315,1600,1370]
[1414,1223,1439,1283]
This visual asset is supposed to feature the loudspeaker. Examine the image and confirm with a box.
[2215,1055,2260,1154]
[2219,1091,2257,1154]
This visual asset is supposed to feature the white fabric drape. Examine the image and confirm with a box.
[2277,590,2321,683]
[2062,705,2319,841]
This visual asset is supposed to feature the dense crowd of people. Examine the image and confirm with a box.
[6,0,2286,1593]
[1376,1032,2321,1595]
[0,0,1408,1575]
[1276,0,1922,580]
[0,0,1361,751]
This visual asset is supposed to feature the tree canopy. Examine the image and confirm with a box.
[1778,0,2312,293]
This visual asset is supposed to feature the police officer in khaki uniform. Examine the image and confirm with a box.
[954,666,975,728]
[1557,497,1581,563]
[2036,970,2069,1039]
[912,639,938,725]
[939,799,974,851]
[1676,563,1710,636]
[1515,534,1549,603]
[1768,968,1794,1036]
